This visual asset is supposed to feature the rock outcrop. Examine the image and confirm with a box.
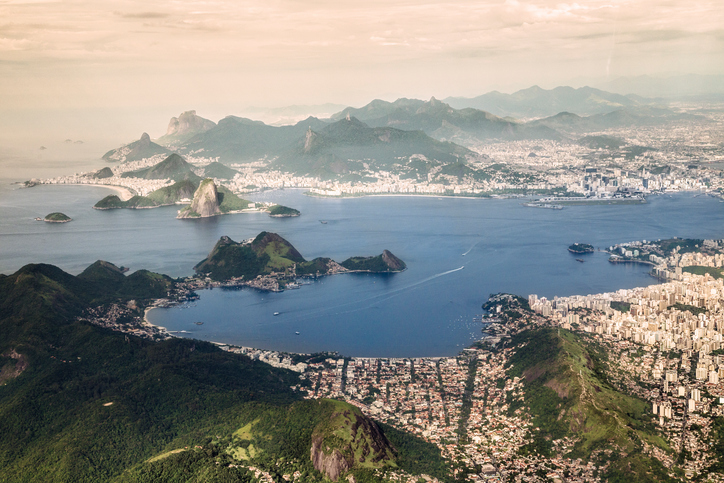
[177,178,221,218]
[311,436,351,481]
[381,249,406,271]
[157,110,217,146]
[310,407,396,481]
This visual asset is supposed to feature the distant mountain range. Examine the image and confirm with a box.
[156,110,216,146]
[269,115,478,180]
[98,85,714,182]
[443,85,643,119]
[330,97,559,142]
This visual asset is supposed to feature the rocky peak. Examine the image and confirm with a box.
[139,132,151,145]
[304,128,317,153]
[177,178,221,218]
[166,110,216,137]
[310,406,396,481]
[381,250,406,271]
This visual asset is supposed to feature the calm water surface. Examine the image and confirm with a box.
[2,180,723,357]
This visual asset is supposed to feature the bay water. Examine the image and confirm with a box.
[2,181,723,356]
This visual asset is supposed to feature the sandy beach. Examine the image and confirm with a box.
[65,183,135,201]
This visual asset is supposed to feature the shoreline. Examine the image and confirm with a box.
[304,191,523,201]
[56,183,135,201]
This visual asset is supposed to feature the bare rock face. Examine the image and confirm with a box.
[381,249,406,271]
[166,110,216,137]
[178,178,221,218]
[309,407,395,481]
[311,436,351,481]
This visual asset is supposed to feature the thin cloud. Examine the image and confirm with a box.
[115,11,170,19]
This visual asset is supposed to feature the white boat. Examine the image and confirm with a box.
[273,312,280,316]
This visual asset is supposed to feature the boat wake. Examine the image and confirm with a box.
[277,265,468,322]
[462,241,479,256]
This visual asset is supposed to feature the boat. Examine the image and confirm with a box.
[295,331,300,335]
[320,220,328,224]
[194,321,204,325]
[273,312,280,316]
[576,259,585,263]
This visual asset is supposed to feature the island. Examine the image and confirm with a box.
[193,231,406,288]
[177,178,251,218]
[42,212,72,223]
[268,204,301,217]
[568,242,594,254]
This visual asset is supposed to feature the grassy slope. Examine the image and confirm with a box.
[507,328,675,482]
[118,398,452,483]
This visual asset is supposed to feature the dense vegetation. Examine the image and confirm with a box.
[203,161,239,179]
[44,212,71,222]
[568,243,594,254]
[340,251,406,272]
[505,328,676,482]
[0,262,440,482]
[120,154,201,183]
[610,301,631,313]
[268,204,301,217]
[195,233,405,280]
[217,186,251,212]
[682,265,724,280]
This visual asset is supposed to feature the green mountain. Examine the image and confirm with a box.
[341,250,406,272]
[194,232,303,280]
[506,328,676,482]
[176,115,329,163]
[44,212,71,223]
[94,179,199,210]
[155,110,216,147]
[332,97,560,142]
[268,204,300,217]
[194,233,405,281]
[0,262,443,482]
[121,154,202,183]
[202,161,239,179]
[270,116,475,179]
[91,167,114,179]
[145,179,198,204]
[102,133,172,163]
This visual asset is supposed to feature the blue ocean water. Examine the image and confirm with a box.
[2,181,723,357]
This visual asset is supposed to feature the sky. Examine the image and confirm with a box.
[0,0,722,147]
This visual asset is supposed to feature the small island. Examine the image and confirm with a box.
[42,212,72,223]
[267,204,301,217]
[568,243,594,254]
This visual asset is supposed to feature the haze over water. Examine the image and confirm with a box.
[2,180,723,357]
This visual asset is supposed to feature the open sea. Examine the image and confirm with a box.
[2,177,724,357]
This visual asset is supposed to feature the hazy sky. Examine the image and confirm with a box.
[2,0,722,110]
[0,0,722,150]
